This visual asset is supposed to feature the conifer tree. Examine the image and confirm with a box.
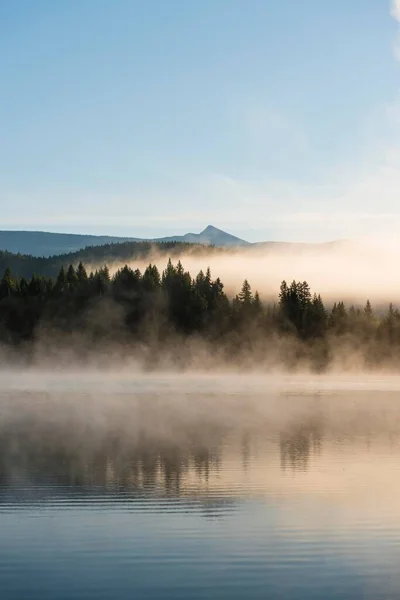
[238,279,253,305]
[66,264,77,287]
[364,299,373,318]
[253,291,262,312]
[0,268,15,299]
[76,261,88,281]
[100,265,111,282]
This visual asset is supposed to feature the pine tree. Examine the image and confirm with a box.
[308,293,327,337]
[0,268,15,299]
[238,279,253,305]
[253,291,262,312]
[176,260,184,276]
[19,277,29,297]
[100,265,111,283]
[364,299,373,318]
[66,264,77,287]
[162,258,176,290]
[143,264,161,292]
[76,261,88,282]
[55,266,67,294]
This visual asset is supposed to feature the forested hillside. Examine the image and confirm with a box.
[0,241,224,279]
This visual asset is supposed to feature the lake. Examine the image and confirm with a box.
[1,372,400,599]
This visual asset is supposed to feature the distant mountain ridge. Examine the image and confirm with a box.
[0,226,249,257]
[0,225,354,259]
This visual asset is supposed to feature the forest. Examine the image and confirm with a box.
[0,241,225,279]
[0,257,399,370]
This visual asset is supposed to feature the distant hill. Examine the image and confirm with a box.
[0,231,141,258]
[0,225,249,257]
[155,225,250,247]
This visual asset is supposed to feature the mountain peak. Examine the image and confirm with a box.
[192,225,249,247]
[201,225,222,234]
[153,225,249,247]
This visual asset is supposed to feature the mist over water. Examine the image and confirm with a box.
[1,372,400,598]
[106,239,400,305]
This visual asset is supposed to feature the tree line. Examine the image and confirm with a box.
[0,259,399,369]
[0,241,224,279]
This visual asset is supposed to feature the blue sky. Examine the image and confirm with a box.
[0,0,399,241]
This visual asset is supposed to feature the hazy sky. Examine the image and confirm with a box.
[1,1,400,241]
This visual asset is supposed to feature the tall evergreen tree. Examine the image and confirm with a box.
[238,280,253,305]
[76,261,88,282]
[66,264,78,287]
[55,266,67,293]
[0,268,15,299]
[364,299,373,318]
[253,291,262,313]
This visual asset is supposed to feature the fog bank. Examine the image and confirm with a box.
[101,239,400,305]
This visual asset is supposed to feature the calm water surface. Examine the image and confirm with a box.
[1,373,400,599]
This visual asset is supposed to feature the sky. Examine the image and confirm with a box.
[0,0,400,242]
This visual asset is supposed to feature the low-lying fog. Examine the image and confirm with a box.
[100,238,400,305]
[2,371,400,436]
[2,372,400,502]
